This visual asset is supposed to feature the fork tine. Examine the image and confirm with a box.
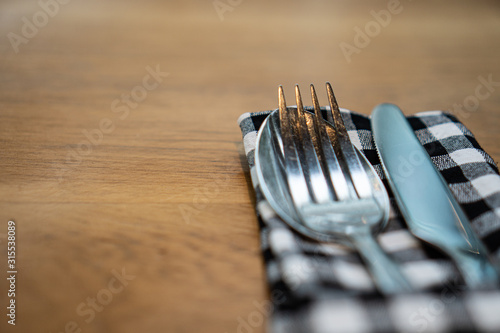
[324,82,339,126]
[310,84,351,201]
[294,85,331,203]
[278,86,310,208]
[325,82,372,198]
[264,85,412,294]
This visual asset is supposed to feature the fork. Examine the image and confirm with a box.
[277,83,413,294]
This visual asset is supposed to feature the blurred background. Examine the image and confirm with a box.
[1,0,500,332]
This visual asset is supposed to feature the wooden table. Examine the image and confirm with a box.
[1,0,499,332]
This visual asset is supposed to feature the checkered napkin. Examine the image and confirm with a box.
[238,108,500,333]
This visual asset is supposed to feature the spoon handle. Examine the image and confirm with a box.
[349,228,414,294]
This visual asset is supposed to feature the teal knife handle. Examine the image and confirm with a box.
[445,183,500,288]
[371,104,499,289]
[447,245,499,289]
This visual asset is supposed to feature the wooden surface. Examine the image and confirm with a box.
[1,0,499,332]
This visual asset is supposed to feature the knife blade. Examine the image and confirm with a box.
[371,103,499,289]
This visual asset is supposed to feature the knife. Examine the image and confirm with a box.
[371,103,499,289]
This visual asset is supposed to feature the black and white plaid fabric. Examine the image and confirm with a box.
[238,108,500,333]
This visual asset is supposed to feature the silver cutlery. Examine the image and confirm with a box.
[371,103,499,289]
[255,83,413,294]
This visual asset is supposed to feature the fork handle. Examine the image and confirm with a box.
[349,229,414,294]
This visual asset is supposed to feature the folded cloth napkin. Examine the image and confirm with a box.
[238,108,500,333]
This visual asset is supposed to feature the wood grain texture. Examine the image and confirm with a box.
[0,0,499,332]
